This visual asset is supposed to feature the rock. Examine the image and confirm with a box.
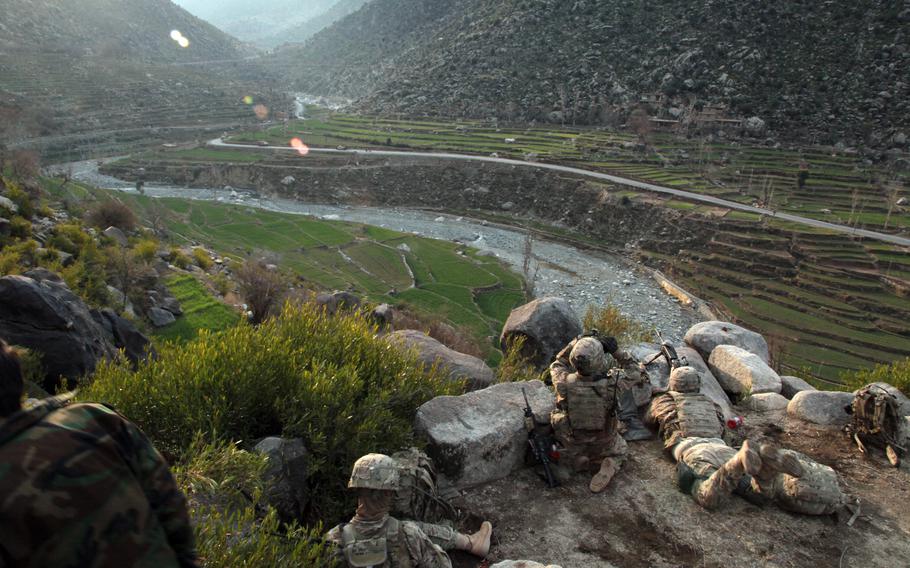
[280,175,296,186]
[158,294,183,316]
[894,132,908,146]
[491,562,563,568]
[22,268,63,283]
[91,308,154,365]
[371,303,394,329]
[500,298,582,369]
[102,226,129,247]
[501,201,515,211]
[415,380,555,489]
[787,391,854,426]
[0,275,117,388]
[744,392,789,412]
[685,321,770,363]
[390,330,493,390]
[315,290,362,315]
[854,383,910,416]
[0,195,19,214]
[780,375,816,399]
[709,345,782,396]
[254,437,308,523]
[745,116,766,132]
[148,307,176,327]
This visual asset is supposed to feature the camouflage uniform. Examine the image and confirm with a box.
[0,395,197,567]
[326,517,453,568]
[549,338,628,492]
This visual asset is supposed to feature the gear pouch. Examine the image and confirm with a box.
[343,536,388,567]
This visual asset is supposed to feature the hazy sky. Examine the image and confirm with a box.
[172,0,330,21]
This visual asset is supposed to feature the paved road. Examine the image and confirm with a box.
[209,138,910,247]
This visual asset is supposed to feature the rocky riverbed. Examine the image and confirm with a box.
[64,159,701,342]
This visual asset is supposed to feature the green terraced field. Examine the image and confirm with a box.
[155,274,240,343]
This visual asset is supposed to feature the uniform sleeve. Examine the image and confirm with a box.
[402,521,453,568]
[111,413,198,568]
[549,339,577,408]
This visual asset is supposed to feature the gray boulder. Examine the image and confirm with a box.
[102,226,129,247]
[787,391,854,426]
[314,290,362,315]
[634,345,734,420]
[744,392,790,412]
[491,562,563,568]
[685,321,770,363]
[254,437,308,523]
[390,330,493,390]
[148,307,176,328]
[781,375,816,399]
[854,382,910,416]
[415,380,555,489]
[500,298,582,369]
[371,303,394,329]
[0,275,117,388]
[91,308,154,366]
[0,195,19,214]
[708,345,782,396]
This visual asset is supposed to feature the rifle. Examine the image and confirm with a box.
[522,387,559,488]
[643,331,688,369]
[580,328,618,355]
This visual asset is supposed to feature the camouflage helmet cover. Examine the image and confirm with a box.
[348,453,401,490]
[669,366,701,393]
[570,337,610,376]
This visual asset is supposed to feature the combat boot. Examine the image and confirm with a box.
[455,521,492,557]
[758,443,804,478]
[590,457,621,493]
[695,440,762,509]
[618,389,653,441]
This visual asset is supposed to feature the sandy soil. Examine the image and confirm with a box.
[448,407,910,568]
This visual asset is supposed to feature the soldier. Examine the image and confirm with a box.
[549,337,629,493]
[327,453,493,568]
[647,366,845,514]
[0,338,198,567]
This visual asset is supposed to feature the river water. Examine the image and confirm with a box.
[63,159,701,341]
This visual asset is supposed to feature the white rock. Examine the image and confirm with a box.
[708,345,782,396]
[415,380,555,489]
[787,390,854,426]
[0,195,19,214]
[745,393,789,412]
[685,321,770,363]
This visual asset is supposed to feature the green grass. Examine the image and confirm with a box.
[154,275,240,343]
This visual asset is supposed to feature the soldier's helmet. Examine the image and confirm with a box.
[669,366,701,393]
[570,337,610,376]
[348,453,401,490]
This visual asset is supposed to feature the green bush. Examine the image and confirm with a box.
[6,184,35,219]
[9,216,31,239]
[170,246,191,269]
[48,223,91,255]
[842,358,910,396]
[82,304,461,523]
[59,240,109,306]
[134,238,160,262]
[193,248,213,270]
[583,302,654,345]
[174,438,337,568]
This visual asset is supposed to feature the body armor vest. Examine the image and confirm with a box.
[669,392,723,441]
[566,375,616,431]
[341,518,411,568]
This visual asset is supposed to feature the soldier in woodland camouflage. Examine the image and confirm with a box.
[647,366,845,514]
[327,453,492,568]
[0,338,197,567]
[549,337,628,493]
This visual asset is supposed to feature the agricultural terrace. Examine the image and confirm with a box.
[229,109,908,234]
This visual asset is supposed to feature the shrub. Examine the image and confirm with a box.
[81,304,461,523]
[393,306,485,358]
[60,240,109,306]
[495,335,542,383]
[842,358,910,397]
[8,216,31,239]
[192,248,213,270]
[48,223,91,256]
[236,259,287,324]
[170,247,191,269]
[134,238,160,263]
[6,185,35,219]
[211,273,232,297]
[87,199,137,231]
[583,302,654,345]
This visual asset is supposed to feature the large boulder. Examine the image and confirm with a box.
[634,345,735,420]
[415,380,555,489]
[253,437,309,523]
[781,375,816,399]
[491,562,563,568]
[91,308,154,366]
[708,345,782,396]
[685,321,770,363]
[314,290,362,316]
[787,391,854,426]
[744,392,790,412]
[0,275,117,388]
[102,226,129,247]
[148,307,176,328]
[854,382,910,416]
[500,298,582,369]
[390,330,493,390]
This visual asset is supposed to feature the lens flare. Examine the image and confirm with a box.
[170,30,190,48]
[242,95,254,105]
[290,138,310,156]
[170,30,182,41]
[253,104,270,120]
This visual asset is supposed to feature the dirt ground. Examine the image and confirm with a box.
[448,407,910,568]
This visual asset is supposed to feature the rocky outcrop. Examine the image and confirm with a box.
[787,391,854,426]
[744,393,790,412]
[500,298,581,369]
[414,380,555,489]
[91,308,153,366]
[708,345,782,396]
[685,321,770,363]
[254,437,309,523]
[0,274,117,388]
[390,330,493,391]
[780,376,817,399]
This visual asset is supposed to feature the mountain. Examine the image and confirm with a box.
[275,0,910,145]
[258,0,373,48]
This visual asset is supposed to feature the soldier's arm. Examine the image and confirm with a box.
[108,410,198,567]
[402,522,453,568]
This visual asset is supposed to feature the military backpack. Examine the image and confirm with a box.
[847,385,905,467]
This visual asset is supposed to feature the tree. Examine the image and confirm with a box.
[236,259,287,325]
[628,107,651,148]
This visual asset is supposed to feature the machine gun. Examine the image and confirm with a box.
[643,331,688,369]
[522,387,559,488]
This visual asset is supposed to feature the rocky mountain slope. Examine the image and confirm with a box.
[275,0,910,145]
[259,0,373,48]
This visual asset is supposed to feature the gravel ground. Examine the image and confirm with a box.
[65,159,701,342]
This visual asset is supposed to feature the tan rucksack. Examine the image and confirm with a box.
[391,448,457,523]
[847,385,905,467]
